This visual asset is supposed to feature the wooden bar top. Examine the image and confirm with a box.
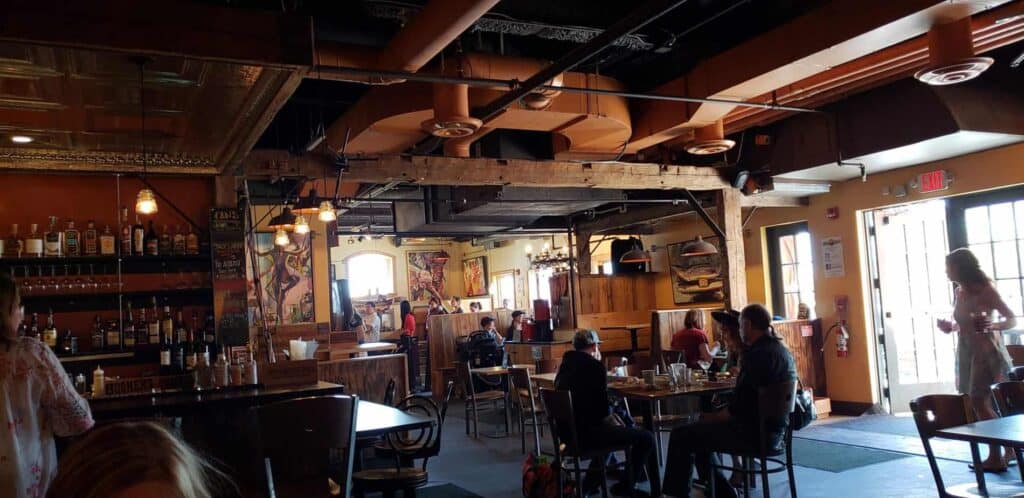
[88,381,344,419]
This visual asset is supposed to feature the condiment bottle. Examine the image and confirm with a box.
[91,365,105,397]
[213,351,229,388]
[230,361,243,386]
[244,350,258,385]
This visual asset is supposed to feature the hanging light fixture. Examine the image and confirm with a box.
[274,228,290,247]
[619,245,652,264]
[318,200,337,222]
[292,187,321,215]
[133,58,158,215]
[294,215,310,234]
[268,206,297,231]
[680,235,718,256]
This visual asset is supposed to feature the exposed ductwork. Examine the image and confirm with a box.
[915,16,994,85]
[685,119,734,156]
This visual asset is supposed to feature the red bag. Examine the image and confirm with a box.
[522,453,574,498]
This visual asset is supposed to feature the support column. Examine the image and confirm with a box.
[715,188,747,310]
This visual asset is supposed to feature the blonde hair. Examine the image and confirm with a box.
[48,421,232,498]
[0,272,19,346]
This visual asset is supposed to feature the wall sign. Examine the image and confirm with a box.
[821,236,845,278]
[916,169,951,193]
[210,208,249,346]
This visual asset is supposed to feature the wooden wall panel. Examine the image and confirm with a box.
[427,310,512,397]
[318,353,408,404]
[774,319,827,396]
[651,309,690,356]
[576,274,657,314]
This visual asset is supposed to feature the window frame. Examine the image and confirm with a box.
[343,251,396,299]
[766,221,814,319]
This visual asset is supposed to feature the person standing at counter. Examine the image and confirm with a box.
[399,300,420,391]
[0,273,94,498]
[362,302,381,343]
[506,310,525,342]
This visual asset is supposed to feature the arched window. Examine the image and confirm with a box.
[345,252,395,298]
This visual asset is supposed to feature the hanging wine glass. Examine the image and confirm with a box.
[21,266,33,296]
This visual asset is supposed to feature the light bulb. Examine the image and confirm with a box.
[135,189,158,215]
[10,135,33,144]
[274,228,290,246]
[318,200,336,222]
[294,215,310,234]
[525,244,533,255]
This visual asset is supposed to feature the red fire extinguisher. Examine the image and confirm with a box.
[822,322,850,358]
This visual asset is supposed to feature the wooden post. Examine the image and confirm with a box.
[715,188,747,310]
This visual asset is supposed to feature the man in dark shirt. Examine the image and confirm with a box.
[662,304,798,498]
[555,330,657,496]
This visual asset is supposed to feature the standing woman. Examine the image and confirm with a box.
[0,273,94,498]
[938,248,1016,471]
[399,300,420,391]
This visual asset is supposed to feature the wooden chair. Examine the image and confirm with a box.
[353,394,443,498]
[910,394,983,498]
[253,394,359,498]
[538,358,562,374]
[375,381,456,459]
[540,388,632,498]
[709,380,798,498]
[1007,345,1024,367]
[509,367,546,455]
[990,381,1024,479]
[1009,366,1024,381]
[456,361,508,438]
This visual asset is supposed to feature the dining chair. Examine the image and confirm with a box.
[539,388,632,498]
[508,366,546,455]
[910,393,980,498]
[1009,366,1024,381]
[538,358,562,374]
[989,381,1024,479]
[375,381,456,459]
[456,361,508,438]
[353,394,443,498]
[252,394,359,498]
[708,379,798,498]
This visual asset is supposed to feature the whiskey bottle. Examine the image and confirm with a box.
[186,225,199,255]
[123,302,136,349]
[145,221,159,256]
[172,225,185,255]
[27,313,39,339]
[25,224,43,258]
[99,225,116,256]
[42,309,58,348]
[91,315,105,351]
[174,309,188,344]
[2,224,21,258]
[120,207,132,256]
[137,307,150,345]
[44,217,63,258]
[159,334,173,376]
[148,298,160,345]
[83,220,98,256]
[159,225,172,255]
[64,220,80,257]
[132,215,145,257]
[160,303,173,345]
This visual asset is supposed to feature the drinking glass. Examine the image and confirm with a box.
[47,265,57,294]
[696,359,713,384]
[73,264,84,292]
[87,264,98,293]
[21,266,33,295]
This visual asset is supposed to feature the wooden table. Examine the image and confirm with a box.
[936,414,1024,495]
[356,400,434,437]
[333,341,399,358]
[600,323,649,353]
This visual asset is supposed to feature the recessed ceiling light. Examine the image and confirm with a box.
[10,136,33,144]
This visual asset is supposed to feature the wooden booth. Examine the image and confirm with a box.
[427,310,512,399]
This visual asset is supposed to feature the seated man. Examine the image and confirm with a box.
[555,330,657,496]
[662,304,797,498]
[670,309,717,369]
[480,316,504,346]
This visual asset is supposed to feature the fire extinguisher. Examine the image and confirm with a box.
[822,322,850,358]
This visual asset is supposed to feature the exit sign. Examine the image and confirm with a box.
[918,170,950,193]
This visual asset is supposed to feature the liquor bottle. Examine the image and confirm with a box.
[3,224,22,258]
[184,329,197,372]
[106,316,121,351]
[132,215,145,257]
[42,309,58,348]
[24,224,43,258]
[83,220,98,256]
[192,314,207,366]
[159,225,172,255]
[122,302,136,349]
[159,333,173,376]
[172,226,185,255]
[161,304,173,344]
[174,309,188,344]
[137,307,149,345]
[171,328,184,375]
[44,217,62,258]
[203,312,217,358]
[120,207,132,256]
[186,225,199,255]
[91,315,105,351]
[147,298,160,345]
[63,220,80,257]
[27,313,39,339]
[145,220,159,256]
[99,225,116,256]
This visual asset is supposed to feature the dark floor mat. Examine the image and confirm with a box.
[418,483,485,497]
[822,415,920,437]
[791,437,912,472]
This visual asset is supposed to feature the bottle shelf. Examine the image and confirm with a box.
[0,253,210,274]
[22,288,213,313]
[59,351,135,364]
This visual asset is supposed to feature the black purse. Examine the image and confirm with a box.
[792,379,817,431]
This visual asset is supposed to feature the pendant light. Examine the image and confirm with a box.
[267,206,297,231]
[274,228,290,247]
[134,58,158,215]
[294,215,310,234]
[318,200,337,222]
[680,235,718,256]
[292,187,321,215]
[619,237,652,264]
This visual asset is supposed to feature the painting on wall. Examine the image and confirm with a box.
[666,237,725,305]
[247,232,315,325]
[463,256,488,297]
[407,250,450,302]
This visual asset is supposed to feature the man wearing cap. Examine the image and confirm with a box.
[555,329,657,497]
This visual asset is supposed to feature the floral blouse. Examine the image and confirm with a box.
[1,337,94,498]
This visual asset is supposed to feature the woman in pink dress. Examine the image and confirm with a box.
[0,273,94,498]
[938,248,1016,471]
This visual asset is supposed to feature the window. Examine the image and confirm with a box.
[344,252,395,298]
[767,222,816,319]
[491,271,516,308]
[528,268,554,306]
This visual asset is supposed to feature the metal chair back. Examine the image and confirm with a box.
[386,394,443,469]
[992,381,1024,416]
[539,388,582,456]
[910,394,976,495]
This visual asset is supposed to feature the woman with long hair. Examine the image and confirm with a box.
[48,421,234,498]
[938,247,1016,471]
[399,300,419,390]
[0,273,94,498]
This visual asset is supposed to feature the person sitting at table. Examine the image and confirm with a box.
[712,309,743,376]
[362,301,382,343]
[555,329,657,497]
[670,310,719,369]
[480,316,505,346]
[506,310,526,342]
[469,301,482,313]
[425,296,447,337]
[662,304,797,498]
[449,296,464,314]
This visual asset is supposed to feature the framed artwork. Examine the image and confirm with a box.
[246,232,315,325]
[463,256,489,297]
[666,237,725,305]
[406,250,450,302]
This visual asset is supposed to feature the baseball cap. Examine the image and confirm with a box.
[711,309,740,330]
[572,329,601,350]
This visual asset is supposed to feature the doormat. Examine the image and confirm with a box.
[418,483,484,498]
[823,415,919,437]
[791,437,911,472]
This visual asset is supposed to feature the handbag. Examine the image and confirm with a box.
[792,379,817,431]
[522,453,574,498]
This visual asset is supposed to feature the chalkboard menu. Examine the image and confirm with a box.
[210,208,248,346]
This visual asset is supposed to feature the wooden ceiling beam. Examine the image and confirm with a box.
[0,0,314,68]
[740,195,808,208]
[242,150,729,190]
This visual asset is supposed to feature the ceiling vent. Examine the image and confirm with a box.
[915,17,994,86]
[685,120,735,155]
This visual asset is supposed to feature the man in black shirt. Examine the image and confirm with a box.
[555,330,657,496]
[662,304,797,498]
